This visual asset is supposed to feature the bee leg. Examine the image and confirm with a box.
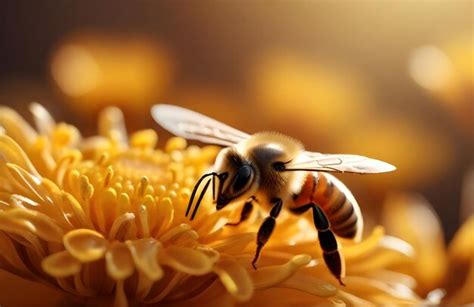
[252,197,283,269]
[227,196,257,226]
[311,204,345,286]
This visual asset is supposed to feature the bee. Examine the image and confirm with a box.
[151,104,396,285]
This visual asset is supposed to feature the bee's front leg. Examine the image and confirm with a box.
[252,197,282,269]
[227,196,257,226]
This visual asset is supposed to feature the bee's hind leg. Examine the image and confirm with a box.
[252,197,282,269]
[290,204,346,286]
[227,196,257,226]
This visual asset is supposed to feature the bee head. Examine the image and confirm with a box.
[214,148,258,210]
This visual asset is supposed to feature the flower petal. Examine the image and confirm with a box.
[210,232,255,254]
[98,107,128,146]
[42,250,81,277]
[213,258,253,302]
[250,254,311,289]
[0,231,30,274]
[29,103,56,136]
[109,212,136,241]
[449,215,474,261]
[7,209,65,243]
[277,271,338,298]
[64,229,107,262]
[382,193,448,294]
[0,107,37,149]
[126,238,163,281]
[106,241,134,280]
[159,246,214,275]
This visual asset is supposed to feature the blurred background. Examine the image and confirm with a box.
[0,1,472,240]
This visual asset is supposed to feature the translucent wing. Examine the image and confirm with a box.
[285,151,396,174]
[151,104,250,146]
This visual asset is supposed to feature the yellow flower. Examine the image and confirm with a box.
[382,192,474,304]
[0,104,420,306]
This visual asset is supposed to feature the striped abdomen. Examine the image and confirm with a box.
[293,172,363,241]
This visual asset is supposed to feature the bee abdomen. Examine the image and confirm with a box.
[313,172,361,240]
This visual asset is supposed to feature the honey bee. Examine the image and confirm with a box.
[151,104,396,285]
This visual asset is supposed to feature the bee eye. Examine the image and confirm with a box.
[231,165,253,193]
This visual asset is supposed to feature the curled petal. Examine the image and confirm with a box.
[126,239,163,281]
[159,246,214,275]
[277,271,338,297]
[0,107,37,149]
[5,163,48,203]
[214,258,253,302]
[343,226,385,259]
[7,209,65,243]
[106,241,134,280]
[0,136,40,177]
[29,103,56,136]
[343,276,420,303]
[98,107,128,146]
[159,223,192,243]
[64,229,107,262]
[210,232,255,254]
[42,250,81,277]
[109,212,136,241]
[152,197,174,237]
[250,254,311,289]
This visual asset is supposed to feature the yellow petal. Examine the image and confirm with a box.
[5,163,48,203]
[42,250,81,277]
[29,103,56,136]
[159,223,192,243]
[335,290,377,307]
[0,107,37,149]
[278,271,338,298]
[126,238,163,281]
[0,231,30,274]
[98,107,128,146]
[210,232,255,254]
[64,229,107,262]
[449,215,474,261]
[343,276,420,303]
[0,212,46,255]
[151,197,174,237]
[343,226,385,259]
[106,241,134,280]
[0,136,40,177]
[250,254,311,289]
[159,246,214,275]
[7,209,65,243]
[382,193,448,294]
[109,212,136,241]
[213,258,253,302]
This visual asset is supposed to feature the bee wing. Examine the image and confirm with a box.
[151,104,250,146]
[285,151,396,174]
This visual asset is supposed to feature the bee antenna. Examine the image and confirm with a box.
[190,178,212,221]
[186,172,216,217]
[212,173,216,202]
